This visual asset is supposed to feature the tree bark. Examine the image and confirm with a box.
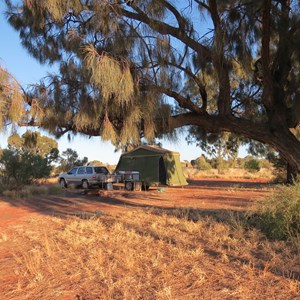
[287,163,298,184]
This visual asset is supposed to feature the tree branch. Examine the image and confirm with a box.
[166,61,208,111]
[169,113,271,145]
[158,0,188,30]
[149,85,203,114]
[119,6,211,61]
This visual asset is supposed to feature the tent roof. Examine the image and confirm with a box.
[121,145,179,156]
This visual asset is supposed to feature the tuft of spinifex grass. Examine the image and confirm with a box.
[251,181,300,243]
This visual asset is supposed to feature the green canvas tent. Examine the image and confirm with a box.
[115,145,188,187]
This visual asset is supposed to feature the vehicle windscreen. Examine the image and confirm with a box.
[68,168,78,175]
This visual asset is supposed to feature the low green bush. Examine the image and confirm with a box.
[244,159,260,172]
[251,182,300,241]
[0,149,51,186]
[192,156,212,171]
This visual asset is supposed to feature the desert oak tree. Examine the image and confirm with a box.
[3,0,300,180]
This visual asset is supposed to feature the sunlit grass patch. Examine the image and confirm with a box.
[250,181,300,244]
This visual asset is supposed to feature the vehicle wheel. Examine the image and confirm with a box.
[60,178,67,188]
[82,180,89,190]
[125,181,133,191]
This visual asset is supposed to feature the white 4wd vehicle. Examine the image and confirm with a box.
[58,166,110,189]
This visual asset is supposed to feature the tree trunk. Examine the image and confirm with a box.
[270,129,300,182]
[287,163,298,184]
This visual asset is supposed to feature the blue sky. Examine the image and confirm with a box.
[0,5,205,164]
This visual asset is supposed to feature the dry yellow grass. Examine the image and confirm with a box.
[36,177,59,185]
[2,208,299,300]
[184,167,274,180]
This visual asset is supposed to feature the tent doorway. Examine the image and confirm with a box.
[159,157,167,185]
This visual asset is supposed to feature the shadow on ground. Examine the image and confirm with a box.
[0,179,299,283]
[0,178,273,219]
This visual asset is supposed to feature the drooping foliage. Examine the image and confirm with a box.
[0,65,46,131]
[3,0,300,179]
[0,66,25,130]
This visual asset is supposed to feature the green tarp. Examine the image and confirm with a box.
[115,145,188,186]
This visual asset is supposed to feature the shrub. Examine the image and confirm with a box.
[244,159,260,172]
[0,149,51,186]
[193,156,212,171]
[251,182,300,241]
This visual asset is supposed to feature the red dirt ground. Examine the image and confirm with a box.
[0,178,272,227]
[0,178,275,299]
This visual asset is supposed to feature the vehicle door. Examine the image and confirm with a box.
[76,167,86,185]
[85,166,94,182]
[65,167,78,185]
